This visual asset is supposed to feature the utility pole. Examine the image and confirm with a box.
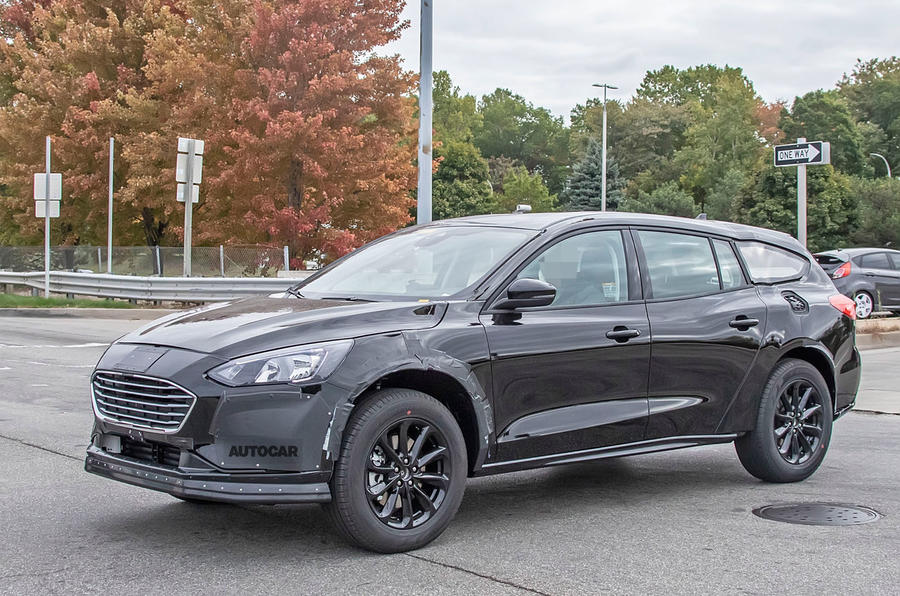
[416,0,433,224]
[592,83,618,211]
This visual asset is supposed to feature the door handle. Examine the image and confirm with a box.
[606,327,641,342]
[729,317,759,330]
[865,273,876,277]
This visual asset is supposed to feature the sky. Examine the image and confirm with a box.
[384,0,900,119]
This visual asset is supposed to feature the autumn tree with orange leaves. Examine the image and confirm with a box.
[0,0,416,263]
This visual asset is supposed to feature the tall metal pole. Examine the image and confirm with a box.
[797,137,807,247]
[416,0,433,225]
[107,137,114,273]
[601,87,608,212]
[183,139,196,277]
[592,83,617,212]
[43,136,51,298]
[870,153,892,178]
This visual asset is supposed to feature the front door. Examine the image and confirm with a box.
[633,230,767,438]
[481,228,650,463]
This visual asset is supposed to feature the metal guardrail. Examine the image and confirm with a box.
[0,271,312,302]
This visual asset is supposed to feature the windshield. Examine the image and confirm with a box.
[297,226,535,300]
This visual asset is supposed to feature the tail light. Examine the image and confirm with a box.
[832,261,851,279]
[829,294,856,320]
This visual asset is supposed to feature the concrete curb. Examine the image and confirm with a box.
[0,308,177,320]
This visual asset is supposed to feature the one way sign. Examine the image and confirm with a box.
[774,141,830,167]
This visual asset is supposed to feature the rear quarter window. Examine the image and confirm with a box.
[737,242,809,283]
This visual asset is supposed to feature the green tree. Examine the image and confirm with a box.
[431,141,493,220]
[622,181,698,218]
[733,164,858,252]
[636,64,751,107]
[561,137,624,211]
[474,88,569,194]
[704,168,745,221]
[850,177,900,247]
[432,70,481,144]
[780,90,866,175]
[675,72,764,207]
[839,57,900,169]
[494,166,557,213]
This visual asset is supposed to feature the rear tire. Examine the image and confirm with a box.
[854,291,874,319]
[325,388,467,553]
[735,359,833,483]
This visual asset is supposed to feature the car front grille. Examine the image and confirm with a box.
[92,371,195,433]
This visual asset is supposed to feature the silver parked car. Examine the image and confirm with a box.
[815,248,900,318]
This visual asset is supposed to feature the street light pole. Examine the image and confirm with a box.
[592,83,618,211]
[870,153,892,178]
[416,0,433,224]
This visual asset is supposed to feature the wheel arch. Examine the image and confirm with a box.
[354,369,484,474]
[777,343,836,408]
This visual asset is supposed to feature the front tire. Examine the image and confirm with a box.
[854,291,874,319]
[735,359,833,483]
[325,388,467,553]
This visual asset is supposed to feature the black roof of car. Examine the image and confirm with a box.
[432,212,805,251]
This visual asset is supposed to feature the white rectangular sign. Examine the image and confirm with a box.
[175,153,203,184]
[33,173,62,200]
[35,199,60,218]
[176,183,199,203]
[177,137,204,155]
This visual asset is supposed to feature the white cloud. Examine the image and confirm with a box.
[384,0,899,118]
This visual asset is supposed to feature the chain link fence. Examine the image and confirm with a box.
[0,245,291,277]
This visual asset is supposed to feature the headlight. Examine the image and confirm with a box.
[207,339,353,387]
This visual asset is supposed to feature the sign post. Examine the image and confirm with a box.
[774,139,831,247]
[34,137,61,297]
[176,137,204,276]
[107,137,114,273]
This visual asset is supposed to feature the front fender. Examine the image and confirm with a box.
[321,332,494,472]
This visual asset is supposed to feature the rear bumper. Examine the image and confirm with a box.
[84,445,331,504]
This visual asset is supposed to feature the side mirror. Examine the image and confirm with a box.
[494,278,557,310]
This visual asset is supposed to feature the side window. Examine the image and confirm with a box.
[713,239,746,290]
[860,252,891,270]
[737,241,809,283]
[515,230,629,307]
[890,253,900,270]
[637,231,719,299]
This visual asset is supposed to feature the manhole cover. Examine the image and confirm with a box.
[753,503,881,526]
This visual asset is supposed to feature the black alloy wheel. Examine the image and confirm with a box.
[773,380,824,465]
[365,418,450,529]
[325,388,467,553]
[735,359,833,483]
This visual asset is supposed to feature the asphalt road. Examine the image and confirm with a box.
[1,314,898,595]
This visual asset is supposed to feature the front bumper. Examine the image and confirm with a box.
[85,445,331,504]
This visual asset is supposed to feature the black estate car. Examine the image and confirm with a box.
[815,248,900,319]
[85,212,860,552]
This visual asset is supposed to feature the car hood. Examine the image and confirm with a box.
[117,297,447,359]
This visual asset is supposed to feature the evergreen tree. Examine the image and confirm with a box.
[561,138,623,210]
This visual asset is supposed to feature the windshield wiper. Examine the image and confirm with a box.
[284,287,305,299]
[321,296,374,302]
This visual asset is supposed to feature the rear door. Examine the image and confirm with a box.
[887,253,900,307]
[857,252,898,307]
[633,229,767,438]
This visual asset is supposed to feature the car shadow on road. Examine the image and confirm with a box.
[90,447,755,557]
